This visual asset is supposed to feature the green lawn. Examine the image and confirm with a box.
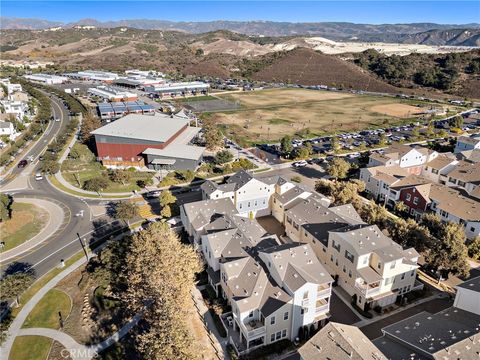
[0,202,49,251]
[22,289,72,329]
[10,336,52,360]
[48,176,130,199]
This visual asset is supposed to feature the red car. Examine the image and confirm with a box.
[17,160,28,168]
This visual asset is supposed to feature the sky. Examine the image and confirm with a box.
[1,1,479,25]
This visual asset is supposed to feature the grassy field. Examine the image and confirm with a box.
[0,203,49,251]
[10,336,52,360]
[61,143,153,193]
[22,289,72,329]
[202,88,452,145]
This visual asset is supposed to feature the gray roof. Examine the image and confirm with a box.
[260,243,333,292]
[226,170,254,190]
[91,112,190,142]
[457,276,480,293]
[182,198,237,231]
[200,180,236,196]
[373,336,427,360]
[0,121,12,129]
[381,307,480,359]
[274,186,310,205]
[299,322,387,360]
[143,144,204,161]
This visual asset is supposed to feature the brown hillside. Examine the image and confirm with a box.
[252,48,400,93]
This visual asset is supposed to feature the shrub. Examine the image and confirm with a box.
[291,176,302,183]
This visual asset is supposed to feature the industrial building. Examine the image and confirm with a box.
[64,70,119,82]
[97,101,155,121]
[144,81,210,97]
[91,112,204,170]
[88,86,138,102]
[24,73,68,84]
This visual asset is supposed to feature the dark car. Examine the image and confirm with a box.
[17,159,28,168]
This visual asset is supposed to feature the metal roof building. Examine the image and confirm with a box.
[91,112,204,170]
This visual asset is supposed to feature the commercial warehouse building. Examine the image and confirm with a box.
[88,86,138,102]
[144,81,209,96]
[64,70,119,82]
[97,101,155,121]
[91,112,204,170]
[24,73,68,84]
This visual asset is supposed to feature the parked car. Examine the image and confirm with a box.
[293,160,308,167]
[35,173,43,181]
[145,190,160,199]
[17,160,28,168]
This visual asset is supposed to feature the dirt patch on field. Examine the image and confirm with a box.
[370,103,424,118]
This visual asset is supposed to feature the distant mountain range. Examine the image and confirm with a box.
[1,16,480,45]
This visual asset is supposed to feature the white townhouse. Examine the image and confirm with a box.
[220,242,333,355]
[420,153,458,184]
[454,277,480,315]
[201,170,274,218]
[0,100,28,121]
[368,144,438,169]
[0,121,16,141]
[359,165,409,202]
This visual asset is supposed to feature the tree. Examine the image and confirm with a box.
[280,135,293,157]
[214,150,233,165]
[39,160,59,174]
[83,176,110,192]
[114,201,139,225]
[0,272,34,307]
[0,194,13,222]
[468,236,480,260]
[451,115,464,129]
[326,157,351,180]
[295,147,310,159]
[122,222,202,359]
[203,119,223,151]
[426,222,470,278]
[108,169,131,185]
[79,113,101,143]
[160,205,172,218]
[378,133,387,146]
[330,136,340,153]
[394,201,408,214]
[159,190,176,208]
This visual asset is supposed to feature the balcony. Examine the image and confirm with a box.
[355,281,382,298]
[244,319,266,338]
[314,298,329,316]
[316,285,331,299]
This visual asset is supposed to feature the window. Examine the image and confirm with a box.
[335,259,338,266]
[303,291,309,299]
[282,329,287,338]
[248,202,251,207]
[449,177,456,184]
[271,334,275,342]
[254,200,257,206]
[330,254,334,262]
[322,247,326,253]
[377,262,382,270]
[471,227,476,232]
[458,181,466,187]
[239,203,243,209]
[287,217,292,225]
[348,270,352,278]
[300,308,304,315]
[345,250,354,263]
[276,331,282,340]
[273,198,276,204]
[332,240,341,252]
[432,169,439,174]
[401,273,405,280]
[390,262,396,269]
[270,316,276,325]
[385,277,393,285]
[413,197,419,205]
[343,265,346,273]
[363,256,369,265]
[293,222,299,230]
[406,194,411,201]
[410,270,415,277]
[283,312,289,321]
[249,311,254,318]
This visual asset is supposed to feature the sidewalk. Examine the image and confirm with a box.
[0,197,66,262]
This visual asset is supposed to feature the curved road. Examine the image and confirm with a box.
[1,93,122,279]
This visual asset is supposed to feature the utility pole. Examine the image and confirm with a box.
[77,233,89,261]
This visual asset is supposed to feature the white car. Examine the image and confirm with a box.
[35,173,43,181]
[55,118,60,122]
[293,160,308,167]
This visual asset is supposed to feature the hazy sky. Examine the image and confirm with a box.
[1,1,479,24]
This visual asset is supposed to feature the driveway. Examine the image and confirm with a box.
[360,296,453,340]
[329,293,360,325]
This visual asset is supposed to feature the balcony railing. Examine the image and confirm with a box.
[355,282,382,298]
[316,287,331,299]
[242,319,266,339]
[315,303,329,315]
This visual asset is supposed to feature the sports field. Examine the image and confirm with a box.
[202,89,442,144]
